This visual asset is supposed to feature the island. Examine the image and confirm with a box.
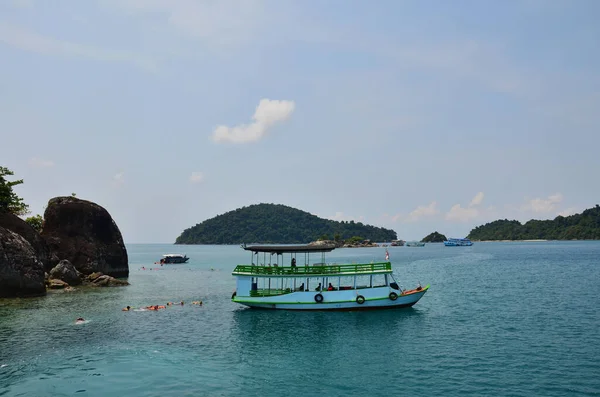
[468,205,600,241]
[421,231,447,243]
[175,203,397,244]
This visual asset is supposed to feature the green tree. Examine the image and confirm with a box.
[25,214,43,232]
[0,166,29,216]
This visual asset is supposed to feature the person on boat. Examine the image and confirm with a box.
[122,306,131,311]
[291,258,296,267]
[327,283,334,291]
[297,282,304,291]
[315,282,322,291]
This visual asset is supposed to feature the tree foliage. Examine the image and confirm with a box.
[25,214,43,232]
[421,231,447,243]
[0,167,29,216]
[468,205,600,241]
[175,203,397,244]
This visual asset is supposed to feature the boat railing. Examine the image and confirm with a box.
[233,262,391,276]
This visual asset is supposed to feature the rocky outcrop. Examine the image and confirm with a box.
[0,211,50,271]
[49,259,81,286]
[0,226,46,297]
[308,240,343,248]
[41,197,129,278]
[90,274,129,287]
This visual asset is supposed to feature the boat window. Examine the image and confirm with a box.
[308,277,323,291]
[339,276,354,291]
[355,275,370,289]
[372,274,386,288]
[325,277,338,291]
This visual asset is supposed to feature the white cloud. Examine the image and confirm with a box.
[105,0,265,45]
[0,23,157,72]
[406,201,439,222]
[211,99,295,144]
[557,207,577,217]
[28,157,54,168]
[189,171,204,183]
[445,204,480,222]
[469,192,484,207]
[522,193,563,213]
[446,192,485,222]
[113,172,125,186]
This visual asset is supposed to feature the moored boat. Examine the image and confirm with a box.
[231,244,429,311]
[159,254,189,264]
[390,239,405,247]
[406,241,425,247]
[443,238,473,247]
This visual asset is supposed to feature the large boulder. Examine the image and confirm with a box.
[41,197,129,278]
[49,259,81,286]
[0,226,46,297]
[0,211,50,271]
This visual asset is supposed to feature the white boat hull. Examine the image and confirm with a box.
[233,286,429,311]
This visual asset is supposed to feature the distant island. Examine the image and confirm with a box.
[468,205,600,241]
[421,231,447,243]
[175,203,397,244]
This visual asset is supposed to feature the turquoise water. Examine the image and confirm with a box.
[1,242,599,396]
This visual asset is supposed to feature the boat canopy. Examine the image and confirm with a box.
[242,244,336,254]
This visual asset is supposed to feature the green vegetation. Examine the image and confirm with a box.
[175,203,397,244]
[422,231,447,243]
[25,214,43,232]
[0,166,29,216]
[468,205,600,241]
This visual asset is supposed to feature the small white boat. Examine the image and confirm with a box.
[406,241,425,247]
[159,254,189,264]
[231,244,429,311]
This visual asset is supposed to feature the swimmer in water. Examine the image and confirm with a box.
[122,306,131,311]
[75,317,85,324]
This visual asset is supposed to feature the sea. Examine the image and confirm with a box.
[1,241,599,396]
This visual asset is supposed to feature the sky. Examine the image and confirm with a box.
[1,0,599,243]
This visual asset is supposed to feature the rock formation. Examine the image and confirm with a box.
[41,196,129,278]
[0,226,46,297]
[0,211,50,271]
[48,259,81,286]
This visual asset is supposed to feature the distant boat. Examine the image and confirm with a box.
[390,240,405,247]
[406,241,425,247]
[444,238,473,247]
[159,254,189,264]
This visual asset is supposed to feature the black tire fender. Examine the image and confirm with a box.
[314,293,324,303]
[389,292,398,301]
[356,295,365,304]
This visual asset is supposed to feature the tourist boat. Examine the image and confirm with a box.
[443,238,473,247]
[159,254,189,264]
[405,241,425,247]
[390,239,405,246]
[231,244,429,311]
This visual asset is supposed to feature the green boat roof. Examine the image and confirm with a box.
[232,262,391,277]
[242,244,336,254]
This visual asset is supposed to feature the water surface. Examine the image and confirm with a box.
[1,242,599,396]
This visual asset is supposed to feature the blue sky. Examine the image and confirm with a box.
[1,0,599,243]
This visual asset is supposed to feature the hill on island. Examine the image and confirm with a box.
[421,231,447,243]
[468,205,600,241]
[175,203,397,244]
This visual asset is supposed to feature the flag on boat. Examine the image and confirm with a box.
[385,249,389,260]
